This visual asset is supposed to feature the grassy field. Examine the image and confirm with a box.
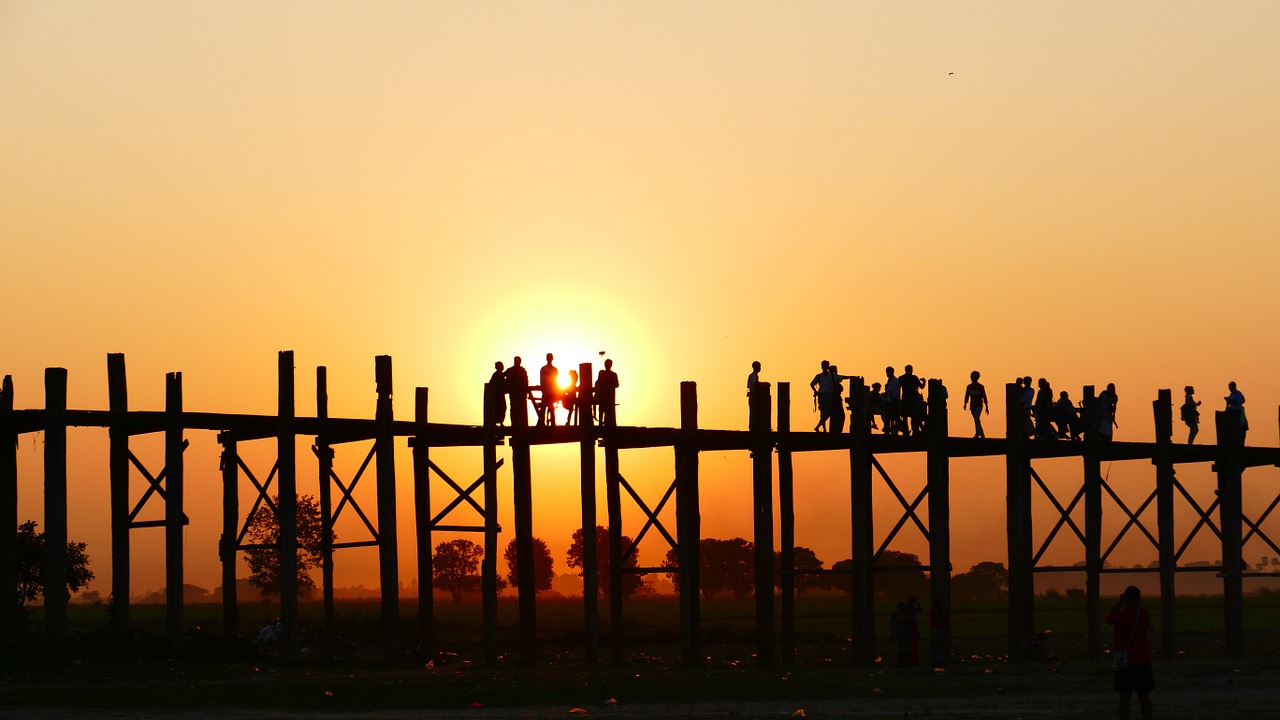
[3,592,1279,718]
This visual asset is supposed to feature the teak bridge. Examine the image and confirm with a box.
[3,352,1278,667]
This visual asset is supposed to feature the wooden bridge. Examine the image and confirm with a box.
[3,351,1278,667]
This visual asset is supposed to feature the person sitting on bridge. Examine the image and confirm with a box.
[1054,391,1082,441]
[867,381,884,431]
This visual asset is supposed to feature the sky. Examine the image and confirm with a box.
[2,1,1279,598]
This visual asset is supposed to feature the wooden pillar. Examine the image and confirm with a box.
[605,432,623,663]
[1082,386,1102,660]
[164,371,185,654]
[107,354,131,635]
[1215,410,1245,657]
[777,382,794,665]
[0,376,17,639]
[277,352,298,659]
[1153,389,1177,657]
[412,387,433,659]
[315,367,335,640]
[750,382,774,668]
[512,399,536,665]
[482,381,501,666]
[43,368,69,644]
[578,363,599,667]
[374,355,400,661]
[1004,382,1034,654]
[219,434,239,638]
[848,378,876,664]
[925,379,951,666]
[676,381,702,666]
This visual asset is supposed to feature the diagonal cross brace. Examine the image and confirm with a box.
[126,441,190,524]
[314,442,379,543]
[869,456,929,563]
[616,473,679,563]
[428,459,504,527]
[1100,479,1159,562]
[235,456,278,548]
[1173,476,1222,562]
[1031,466,1087,566]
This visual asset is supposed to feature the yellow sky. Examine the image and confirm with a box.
[2,2,1279,596]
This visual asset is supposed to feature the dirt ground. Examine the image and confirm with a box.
[4,656,1278,720]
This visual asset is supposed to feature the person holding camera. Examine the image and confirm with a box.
[1107,586,1153,720]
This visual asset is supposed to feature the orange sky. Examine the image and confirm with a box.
[2,2,1279,597]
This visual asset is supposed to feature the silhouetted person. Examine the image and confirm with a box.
[595,358,619,427]
[1055,391,1082,441]
[1181,385,1201,444]
[1020,376,1035,439]
[900,365,924,435]
[828,364,853,434]
[539,353,559,427]
[963,371,989,439]
[1035,378,1055,439]
[1107,586,1154,720]
[487,361,507,426]
[1099,383,1118,442]
[1225,381,1247,440]
[562,369,580,426]
[504,356,530,427]
[747,361,761,405]
[867,381,884,431]
[884,367,902,435]
[810,360,833,432]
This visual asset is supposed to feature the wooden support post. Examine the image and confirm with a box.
[925,379,951,667]
[677,380,701,666]
[43,368,69,644]
[777,382,794,665]
[1215,410,1245,657]
[1004,382,1034,655]
[0,376,16,639]
[107,354,131,635]
[513,401,536,665]
[605,432,623,664]
[848,378,876,664]
[482,381,501,666]
[219,434,239,638]
[1153,389,1177,657]
[164,371,185,654]
[1082,386,1102,660]
[374,355,400,662]
[750,382,774,668]
[316,367,335,640]
[413,387,434,659]
[277,352,298,659]
[578,363,599,668]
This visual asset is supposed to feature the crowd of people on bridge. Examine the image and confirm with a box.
[485,354,618,429]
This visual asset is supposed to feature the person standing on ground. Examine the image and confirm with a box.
[1181,386,1201,444]
[1107,586,1153,720]
[503,357,530,427]
[964,371,989,439]
[487,361,507,426]
[595,359,619,428]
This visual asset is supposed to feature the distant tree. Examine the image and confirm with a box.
[243,494,332,598]
[823,551,929,600]
[16,520,95,609]
[773,546,826,595]
[503,537,555,593]
[567,525,645,598]
[953,561,1008,602]
[664,537,755,598]
[433,539,485,601]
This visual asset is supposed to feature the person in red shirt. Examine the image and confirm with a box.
[1106,586,1153,720]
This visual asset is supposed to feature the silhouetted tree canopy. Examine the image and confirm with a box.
[503,537,555,593]
[664,537,755,598]
[773,546,826,595]
[953,561,1008,601]
[567,525,645,598]
[827,550,929,600]
[243,494,332,598]
[433,538,484,602]
[16,520,94,608]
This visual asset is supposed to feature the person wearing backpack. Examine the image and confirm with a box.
[1107,586,1153,720]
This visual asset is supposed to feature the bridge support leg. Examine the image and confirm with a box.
[108,354,131,636]
[165,371,185,655]
[1005,383,1033,655]
[750,382,774,668]
[777,383,794,665]
[849,379,875,664]
[579,364,599,668]
[1215,410,1245,657]
[1153,389,1177,657]
[926,379,951,666]
[375,355,400,662]
[1082,386,1102,660]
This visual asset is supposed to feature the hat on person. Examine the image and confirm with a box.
[1122,585,1141,599]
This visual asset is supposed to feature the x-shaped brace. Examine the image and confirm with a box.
[428,458,503,527]
[870,456,928,562]
[127,441,190,525]
[1031,466,1087,566]
[617,473,678,564]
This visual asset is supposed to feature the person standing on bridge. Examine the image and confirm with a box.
[810,360,833,432]
[1020,377,1036,439]
[539,353,560,427]
[595,358,619,428]
[747,360,762,406]
[1225,381,1247,440]
[884,367,902,435]
[963,371,989,438]
[504,356,530,427]
[1181,386,1202,444]
[900,365,925,436]
[487,361,507,426]
[1099,383,1119,442]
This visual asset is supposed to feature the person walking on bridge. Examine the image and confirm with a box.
[963,371,989,439]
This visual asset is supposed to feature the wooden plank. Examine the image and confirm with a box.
[164,371,184,654]
[374,355,400,662]
[926,379,951,667]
